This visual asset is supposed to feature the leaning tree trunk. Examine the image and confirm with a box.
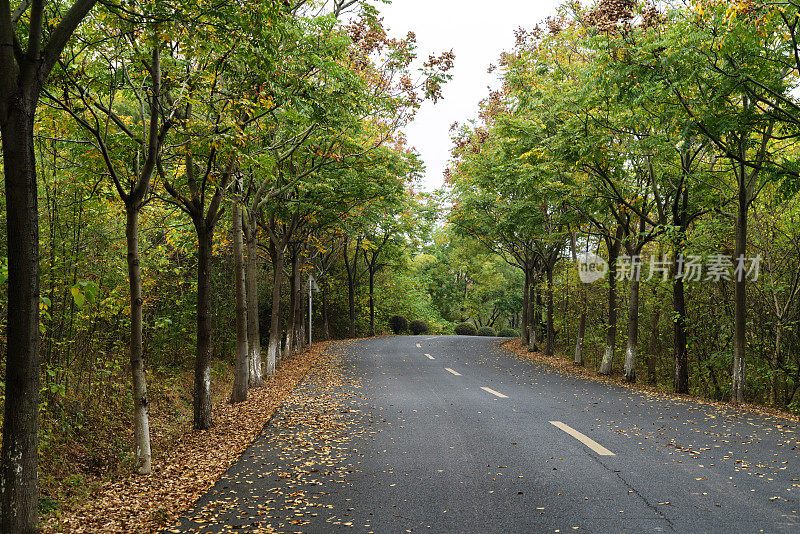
[245,232,262,387]
[125,203,152,473]
[193,224,214,429]
[1,100,42,534]
[623,277,640,382]
[230,203,249,403]
[599,243,620,376]
[545,267,555,356]
[266,246,284,376]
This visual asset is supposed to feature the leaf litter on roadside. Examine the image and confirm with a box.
[42,342,334,534]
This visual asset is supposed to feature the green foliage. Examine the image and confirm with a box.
[388,315,408,335]
[0,256,7,286]
[497,328,519,338]
[476,326,497,337]
[454,322,477,336]
[409,320,428,335]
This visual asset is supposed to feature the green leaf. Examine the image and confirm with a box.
[70,286,86,308]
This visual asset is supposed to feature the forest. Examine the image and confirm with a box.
[3,0,800,531]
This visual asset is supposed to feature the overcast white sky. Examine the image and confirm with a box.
[378,0,566,191]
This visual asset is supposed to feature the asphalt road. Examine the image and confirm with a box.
[168,336,800,533]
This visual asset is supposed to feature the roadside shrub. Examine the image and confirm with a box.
[476,326,496,337]
[409,320,428,335]
[497,328,520,338]
[454,322,477,336]
[388,315,408,334]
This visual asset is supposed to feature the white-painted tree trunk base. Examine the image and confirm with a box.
[624,345,636,381]
[599,345,614,375]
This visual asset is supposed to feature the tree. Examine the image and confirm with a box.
[261,208,299,375]
[230,177,249,403]
[1,0,97,529]
[50,4,187,472]
[164,153,234,429]
[159,34,241,427]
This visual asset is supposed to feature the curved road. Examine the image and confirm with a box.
[169,336,800,533]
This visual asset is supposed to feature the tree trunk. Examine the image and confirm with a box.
[521,268,530,345]
[125,204,152,473]
[545,267,555,356]
[575,287,587,366]
[648,303,661,385]
[731,181,748,403]
[245,232,262,387]
[347,274,356,337]
[571,233,586,366]
[1,3,98,527]
[672,188,690,394]
[369,266,375,336]
[1,99,41,534]
[285,250,298,357]
[770,321,781,405]
[623,278,640,382]
[673,274,689,394]
[193,224,213,429]
[230,203,249,403]
[266,244,284,375]
[535,287,544,348]
[528,281,537,352]
[599,237,620,376]
[344,239,360,338]
[322,280,331,340]
[292,257,303,353]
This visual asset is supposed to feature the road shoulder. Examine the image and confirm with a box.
[502,339,800,424]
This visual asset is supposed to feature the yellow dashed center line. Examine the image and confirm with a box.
[480,386,508,398]
[550,421,615,456]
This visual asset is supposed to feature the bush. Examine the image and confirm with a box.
[388,315,408,334]
[409,320,428,335]
[453,322,477,336]
[497,328,520,338]
[476,326,497,337]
